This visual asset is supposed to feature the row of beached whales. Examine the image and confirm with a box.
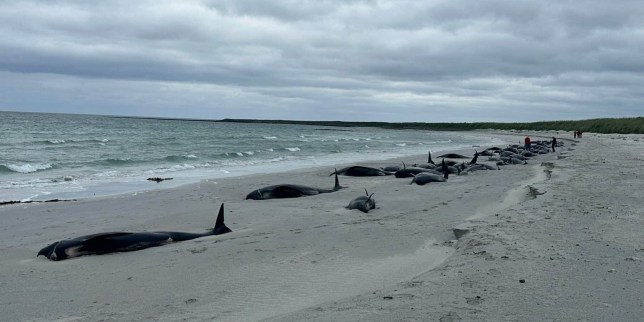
[38,139,561,261]
[245,139,558,211]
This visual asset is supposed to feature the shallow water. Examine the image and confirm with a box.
[1,111,503,201]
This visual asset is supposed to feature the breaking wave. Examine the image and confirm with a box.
[0,163,53,173]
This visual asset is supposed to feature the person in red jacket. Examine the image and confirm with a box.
[524,136,531,152]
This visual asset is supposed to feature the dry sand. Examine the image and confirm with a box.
[1,131,642,321]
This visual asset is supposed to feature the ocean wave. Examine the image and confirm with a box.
[285,147,301,152]
[396,143,407,147]
[97,158,136,166]
[170,163,197,171]
[152,162,214,172]
[0,178,57,189]
[222,150,263,158]
[263,136,277,139]
[164,154,199,162]
[222,151,251,158]
[30,138,111,146]
[0,163,53,173]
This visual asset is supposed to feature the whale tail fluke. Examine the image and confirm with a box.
[213,203,232,235]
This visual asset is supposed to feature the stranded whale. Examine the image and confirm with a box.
[333,166,392,176]
[346,189,376,213]
[246,170,343,200]
[410,173,447,185]
[38,204,231,261]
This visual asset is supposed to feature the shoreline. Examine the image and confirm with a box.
[2,131,641,321]
[1,130,507,203]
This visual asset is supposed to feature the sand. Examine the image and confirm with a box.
[1,131,642,322]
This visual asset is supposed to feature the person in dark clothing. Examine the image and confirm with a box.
[551,137,557,152]
[524,136,531,151]
[441,158,449,179]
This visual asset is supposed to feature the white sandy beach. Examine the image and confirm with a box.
[1,131,642,322]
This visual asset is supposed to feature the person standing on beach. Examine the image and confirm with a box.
[551,137,557,152]
[524,136,531,151]
[574,131,577,138]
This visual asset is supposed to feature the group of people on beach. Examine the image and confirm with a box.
[524,135,557,152]
[573,130,583,138]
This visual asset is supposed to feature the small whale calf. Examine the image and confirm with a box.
[346,189,376,213]
[38,204,231,261]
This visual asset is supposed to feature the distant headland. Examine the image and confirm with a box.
[217,117,644,134]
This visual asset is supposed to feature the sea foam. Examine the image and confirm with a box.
[2,163,53,173]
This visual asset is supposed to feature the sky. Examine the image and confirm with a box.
[0,0,642,122]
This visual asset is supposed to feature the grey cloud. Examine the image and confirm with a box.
[0,0,642,121]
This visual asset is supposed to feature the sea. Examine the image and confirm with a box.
[1,111,506,202]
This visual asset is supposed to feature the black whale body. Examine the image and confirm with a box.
[246,171,342,200]
[38,204,231,261]
[333,166,392,177]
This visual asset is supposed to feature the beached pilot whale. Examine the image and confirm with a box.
[38,204,231,261]
[346,189,376,213]
[410,173,447,185]
[332,166,392,176]
[437,153,470,159]
[246,170,343,200]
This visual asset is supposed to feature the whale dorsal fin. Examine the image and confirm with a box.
[333,169,342,191]
[428,150,434,164]
[213,203,232,235]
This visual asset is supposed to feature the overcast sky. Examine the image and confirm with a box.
[1,0,642,122]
